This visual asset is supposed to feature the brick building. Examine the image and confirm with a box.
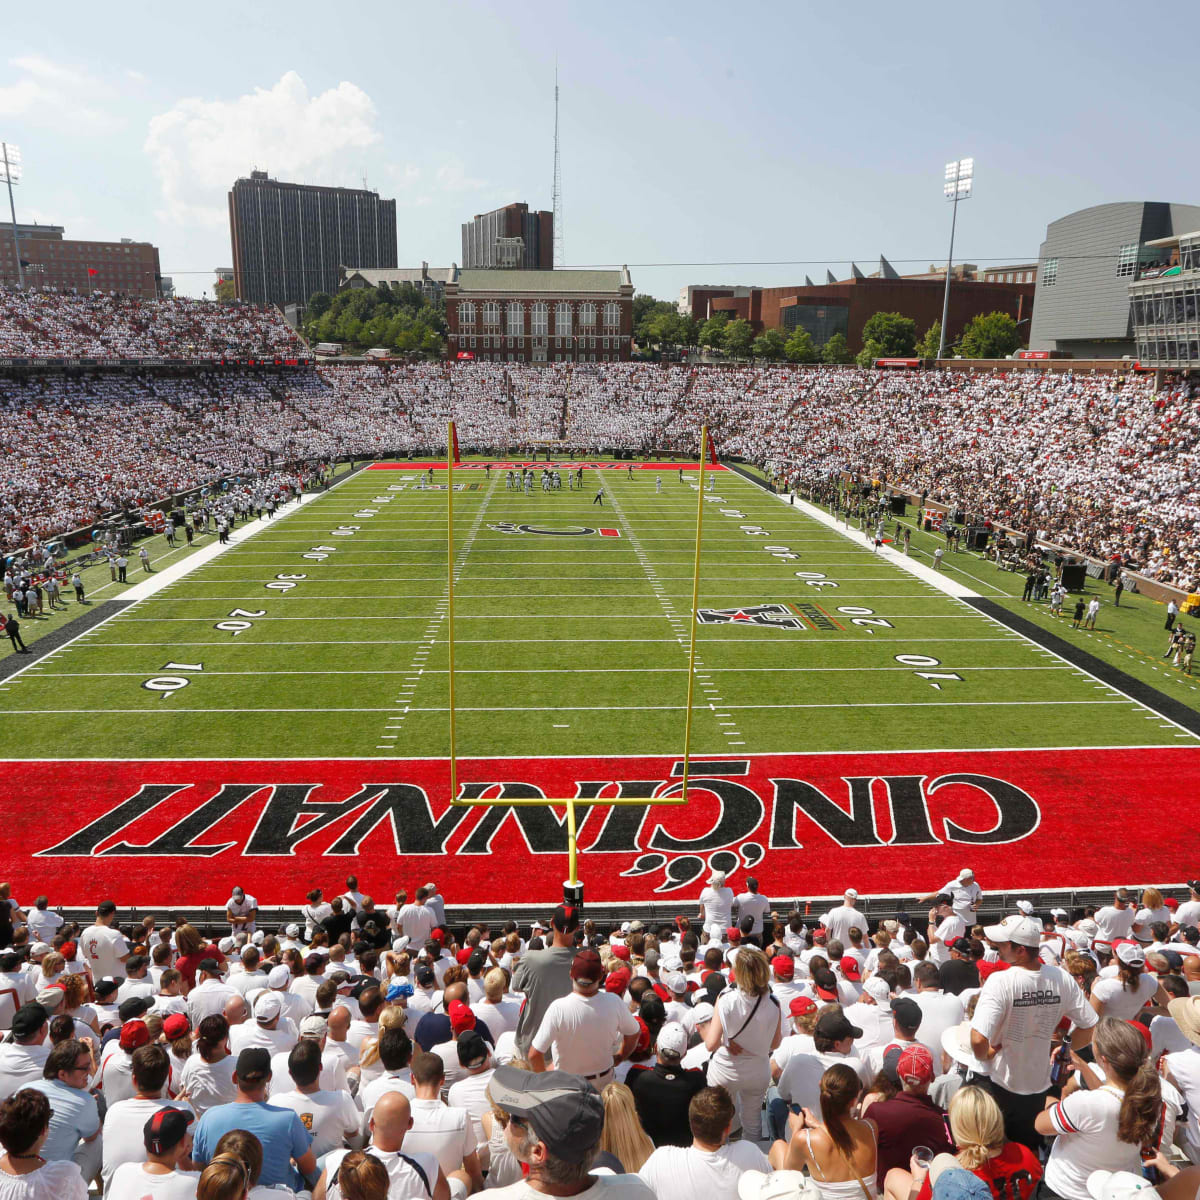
[0,224,162,298]
[687,271,1035,352]
[461,202,553,270]
[445,267,634,363]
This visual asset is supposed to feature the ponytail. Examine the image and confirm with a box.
[1118,962,1143,994]
[819,1062,862,1163]
[1093,1017,1161,1146]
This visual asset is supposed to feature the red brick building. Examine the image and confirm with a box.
[445,267,634,363]
[689,272,1035,351]
[0,224,162,298]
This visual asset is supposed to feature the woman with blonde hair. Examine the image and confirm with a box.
[357,1005,408,1085]
[60,974,99,1036]
[599,1082,654,1173]
[703,945,781,1140]
[884,1086,1041,1200]
[1134,887,1170,940]
[769,1062,878,1199]
[197,1154,250,1200]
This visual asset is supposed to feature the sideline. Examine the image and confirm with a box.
[728,463,1200,741]
[0,469,365,687]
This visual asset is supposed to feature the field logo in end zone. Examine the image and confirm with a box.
[487,522,620,538]
[7,748,1198,904]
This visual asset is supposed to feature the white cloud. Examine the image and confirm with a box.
[0,55,114,128]
[435,163,485,192]
[144,71,382,229]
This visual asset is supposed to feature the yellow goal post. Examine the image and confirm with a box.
[444,427,713,904]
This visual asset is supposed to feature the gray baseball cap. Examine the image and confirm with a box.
[486,1066,603,1163]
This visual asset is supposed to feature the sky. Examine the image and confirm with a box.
[4,1,1199,301]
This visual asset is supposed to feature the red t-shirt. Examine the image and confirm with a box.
[175,946,227,988]
[916,1143,1043,1200]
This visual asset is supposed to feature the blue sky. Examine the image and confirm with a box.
[4,1,1199,300]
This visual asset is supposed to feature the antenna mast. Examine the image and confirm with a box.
[552,64,564,267]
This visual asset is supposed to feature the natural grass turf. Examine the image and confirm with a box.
[0,462,1192,761]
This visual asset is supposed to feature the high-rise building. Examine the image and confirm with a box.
[0,224,162,297]
[228,170,397,308]
[461,202,553,270]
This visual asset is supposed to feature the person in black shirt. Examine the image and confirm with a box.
[938,936,981,995]
[320,896,354,942]
[625,1021,707,1146]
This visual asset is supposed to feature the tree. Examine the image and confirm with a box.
[915,320,942,359]
[633,292,664,326]
[723,318,754,359]
[955,311,1023,359]
[752,328,787,360]
[784,329,818,363]
[856,338,885,368]
[699,314,729,351]
[214,279,237,303]
[647,311,689,349]
[821,332,853,364]
[860,311,917,357]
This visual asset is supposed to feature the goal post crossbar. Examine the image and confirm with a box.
[444,423,712,894]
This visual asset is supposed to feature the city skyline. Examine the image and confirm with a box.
[4,0,1200,301]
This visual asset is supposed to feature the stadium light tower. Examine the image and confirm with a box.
[1,142,23,290]
[937,156,973,360]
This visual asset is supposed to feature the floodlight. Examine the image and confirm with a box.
[937,155,975,358]
[0,143,20,185]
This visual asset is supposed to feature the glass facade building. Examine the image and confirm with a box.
[779,302,850,346]
[1130,232,1200,368]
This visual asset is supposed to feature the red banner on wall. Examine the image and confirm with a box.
[3,748,1195,906]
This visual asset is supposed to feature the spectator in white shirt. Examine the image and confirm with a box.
[698,873,735,934]
[1093,890,1137,951]
[910,962,965,1069]
[734,880,771,938]
[268,1039,361,1160]
[921,870,982,926]
[638,1085,769,1200]
[926,896,967,967]
[821,891,869,948]
[470,969,521,1041]
[406,1051,483,1196]
[0,1003,51,1102]
[25,899,64,944]
[107,1106,198,1200]
[446,1032,494,1167]
[79,901,129,983]
[225,888,258,936]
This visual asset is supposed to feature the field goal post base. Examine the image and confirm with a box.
[444,423,713,904]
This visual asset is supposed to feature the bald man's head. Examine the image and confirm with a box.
[443,981,468,1007]
[370,1092,413,1151]
[224,994,248,1025]
[327,1005,351,1038]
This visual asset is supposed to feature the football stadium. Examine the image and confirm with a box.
[4,11,1200,1189]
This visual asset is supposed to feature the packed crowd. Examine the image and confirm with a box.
[1,351,1198,589]
[1,873,1200,1200]
[0,292,304,360]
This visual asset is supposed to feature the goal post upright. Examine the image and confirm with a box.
[444,424,711,906]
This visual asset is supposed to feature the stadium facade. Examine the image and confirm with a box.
[228,170,397,309]
[445,266,634,362]
[461,202,554,270]
[1129,229,1200,369]
[1028,201,1200,359]
[1,223,162,298]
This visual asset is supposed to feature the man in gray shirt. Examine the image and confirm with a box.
[512,905,580,1056]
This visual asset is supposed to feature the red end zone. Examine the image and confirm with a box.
[4,748,1196,906]
[367,462,727,471]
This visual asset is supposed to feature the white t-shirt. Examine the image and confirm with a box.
[1043,1084,1143,1200]
[735,892,771,935]
[912,990,965,1062]
[405,1097,477,1176]
[777,1050,870,1111]
[821,905,869,946]
[27,909,65,942]
[939,880,983,923]
[491,1175,657,1200]
[1166,1044,1200,1155]
[101,1097,193,1188]
[270,1087,362,1158]
[471,999,522,1039]
[446,1069,495,1151]
[1174,899,1200,930]
[928,914,967,965]
[360,1070,417,1122]
[107,1163,200,1200]
[971,963,1097,1094]
[710,988,780,1073]
[532,991,640,1077]
[79,924,129,980]
[1093,905,1136,945]
[177,1054,236,1115]
[638,1141,770,1200]
[1090,973,1158,1021]
[699,887,735,931]
[324,1146,440,1200]
[226,894,258,932]
[396,904,437,945]
[266,1046,349,1098]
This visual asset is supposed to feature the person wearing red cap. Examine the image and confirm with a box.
[866,1042,954,1188]
[528,949,640,1087]
[767,955,806,1034]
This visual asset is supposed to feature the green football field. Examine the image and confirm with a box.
[0,462,1193,762]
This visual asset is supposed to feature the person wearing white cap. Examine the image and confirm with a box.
[1089,943,1170,1021]
[969,915,1098,1151]
[267,963,311,1025]
[682,1004,716,1071]
[921,870,982,926]
[626,1022,707,1148]
[699,873,735,934]
[820,891,868,949]
[229,991,298,1055]
[638,1085,769,1200]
